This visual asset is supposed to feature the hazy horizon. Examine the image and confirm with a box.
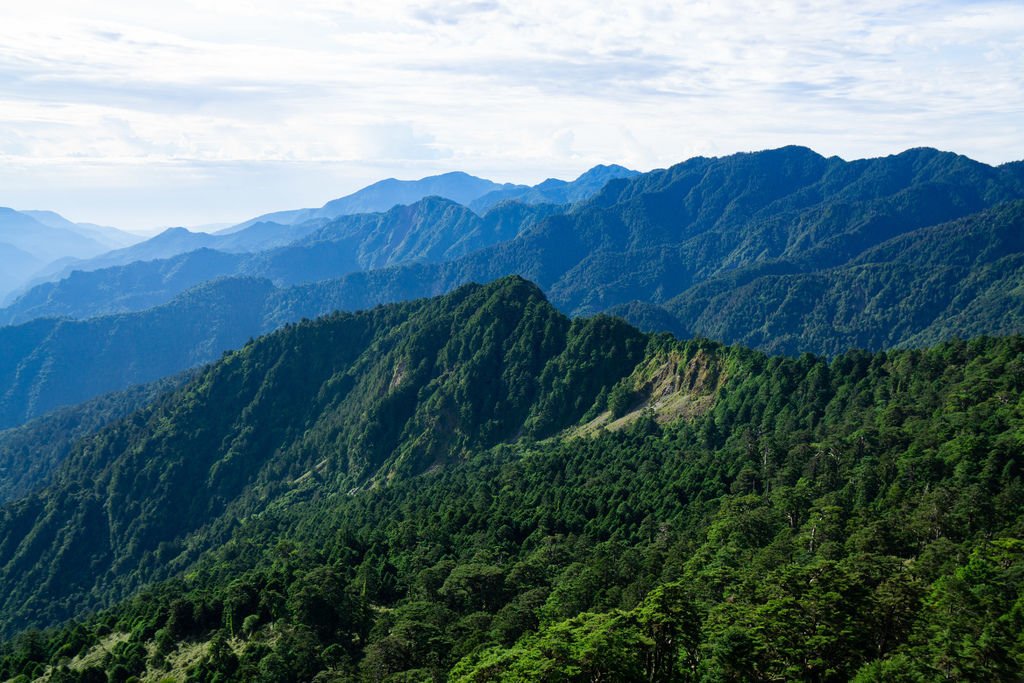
[1,0,1022,229]
[9,143,1022,235]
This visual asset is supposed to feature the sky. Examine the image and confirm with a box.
[0,0,1021,231]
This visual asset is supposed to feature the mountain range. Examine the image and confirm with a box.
[223,170,519,232]
[0,147,1021,432]
[0,277,1019,680]
[467,164,641,214]
[0,144,1023,681]
[20,165,638,295]
[0,208,140,300]
[0,199,560,326]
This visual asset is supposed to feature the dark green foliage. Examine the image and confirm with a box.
[0,279,1023,681]
[661,200,1024,355]
[0,373,187,504]
[0,277,645,635]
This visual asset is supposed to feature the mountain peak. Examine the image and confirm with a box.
[470,164,640,214]
[148,226,197,241]
[573,163,639,183]
[0,207,27,219]
[20,210,75,229]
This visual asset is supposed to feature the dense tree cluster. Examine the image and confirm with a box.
[0,278,1020,680]
[0,374,187,505]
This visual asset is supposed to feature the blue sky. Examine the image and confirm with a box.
[0,0,1021,231]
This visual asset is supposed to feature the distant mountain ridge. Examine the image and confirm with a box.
[20,170,525,288]
[0,208,143,300]
[469,163,640,213]
[24,219,327,289]
[223,171,520,233]
[0,146,1023,430]
[6,165,637,304]
[0,199,560,325]
[19,211,138,250]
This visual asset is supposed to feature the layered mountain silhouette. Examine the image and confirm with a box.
[18,170,517,286]
[224,171,519,233]
[11,166,635,297]
[24,220,327,288]
[0,208,141,299]
[19,210,138,250]
[0,146,1022,431]
[468,163,640,213]
[0,199,560,325]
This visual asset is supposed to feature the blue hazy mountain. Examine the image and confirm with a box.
[20,210,139,250]
[0,208,143,299]
[0,199,559,325]
[468,163,640,214]
[1,147,1023,430]
[21,171,520,286]
[0,243,43,299]
[223,170,521,233]
[0,208,108,262]
[29,219,327,286]
[8,166,635,304]
[0,164,634,322]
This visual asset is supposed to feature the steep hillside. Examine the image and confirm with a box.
[0,278,275,429]
[0,279,1020,681]
[0,277,647,633]
[0,373,188,505]
[620,200,1024,355]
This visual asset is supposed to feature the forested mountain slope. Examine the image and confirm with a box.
[0,278,275,429]
[0,374,189,505]
[0,277,648,634]
[0,277,1020,681]
[642,199,1024,355]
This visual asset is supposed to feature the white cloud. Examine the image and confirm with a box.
[0,0,1021,227]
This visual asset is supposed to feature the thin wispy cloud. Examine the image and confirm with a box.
[0,0,1021,228]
